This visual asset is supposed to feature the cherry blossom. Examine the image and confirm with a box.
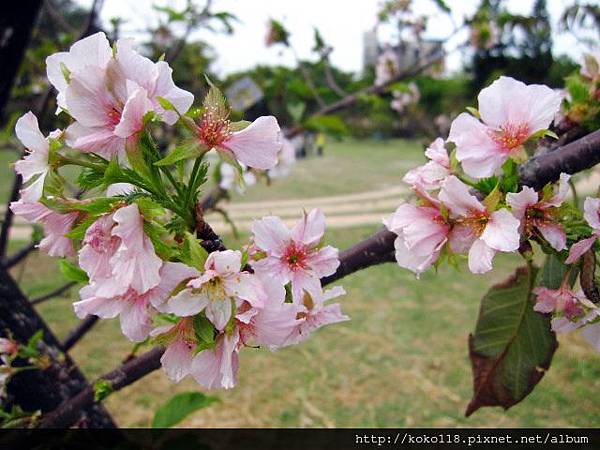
[164,250,263,331]
[46,32,113,112]
[13,112,57,203]
[506,173,570,251]
[449,76,562,178]
[236,274,302,349]
[251,209,340,302]
[190,330,240,390]
[151,318,198,383]
[93,204,163,297]
[196,111,282,170]
[383,200,450,276]
[10,200,78,257]
[566,197,600,264]
[439,176,520,274]
[283,285,349,346]
[49,32,193,158]
[75,262,197,342]
[402,137,450,191]
[532,286,588,320]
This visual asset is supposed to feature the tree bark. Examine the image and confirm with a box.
[0,267,116,428]
[0,0,43,120]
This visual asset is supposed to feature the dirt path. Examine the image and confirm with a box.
[8,169,600,240]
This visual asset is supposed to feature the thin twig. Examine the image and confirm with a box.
[61,316,99,352]
[31,281,77,305]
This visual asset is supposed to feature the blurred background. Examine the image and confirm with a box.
[1,0,599,427]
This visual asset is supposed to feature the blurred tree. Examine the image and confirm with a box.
[470,0,557,93]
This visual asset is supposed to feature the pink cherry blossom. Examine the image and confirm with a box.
[164,250,263,331]
[402,137,450,191]
[110,39,194,126]
[439,176,520,274]
[78,213,120,281]
[14,112,52,202]
[251,209,340,302]
[236,274,302,349]
[532,286,587,320]
[75,262,197,342]
[64,69,152,158]
[53,33,193,158]
[151,318,197,383]
[283,285,349,346]
[10,200,78,257]
[99,204,164,297]
[566,197,600,264]
[190,330,240,390]
[506,173,570,251]
[196,112,282,170]
[46,32,112,112]
[449,76,562,178]
[383,201,450,276]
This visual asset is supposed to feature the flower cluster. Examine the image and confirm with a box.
[9,33,347,390]
[386,74,600,352]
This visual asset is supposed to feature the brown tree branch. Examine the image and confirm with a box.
[61,316,99,352]
[519,128,600,190]
[2,240,38,268]
[31,281,77,305]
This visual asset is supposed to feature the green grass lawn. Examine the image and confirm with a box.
[5,138,600,427]
[228,138,425,202]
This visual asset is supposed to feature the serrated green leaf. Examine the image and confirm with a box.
[151,392,219,428]
[70,197,115,214]
[59,259,89,283]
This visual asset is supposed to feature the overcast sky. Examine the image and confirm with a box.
[74,0,589,76]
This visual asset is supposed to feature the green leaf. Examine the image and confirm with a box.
[473,176,499,195]
[155,142,205,166]
[500,159,519,193]
[78,167,105,190]
[70,197,115,215]
[151,392,219,428]
[59,259,89,283]
[182,232,208,270]
[156,96,177,112]
[466,265,558,416]
[482,183,501,211]
[93,379,113,402]
[144,222,177,260]
[193,314,215,344]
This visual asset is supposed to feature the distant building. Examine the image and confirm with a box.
[362,29,379,74]
[364,33,445,77]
